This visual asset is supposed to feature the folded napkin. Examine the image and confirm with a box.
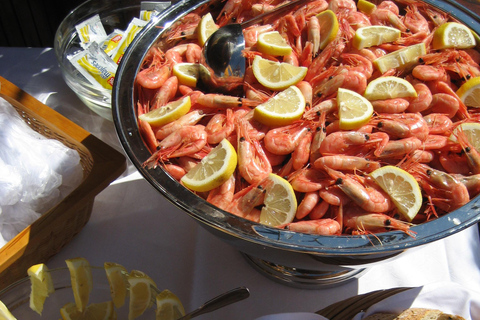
[352,282,480,320]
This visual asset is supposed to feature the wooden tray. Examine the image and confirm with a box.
[0,76,126,290]
[316,287,410,320]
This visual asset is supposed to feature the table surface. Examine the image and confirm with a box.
[1,46,480,320]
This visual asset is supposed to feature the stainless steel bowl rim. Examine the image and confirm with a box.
[112,0,480,256]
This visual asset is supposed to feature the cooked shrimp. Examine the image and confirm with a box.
[286,219,342,235]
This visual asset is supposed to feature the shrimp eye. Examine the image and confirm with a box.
[316,92,323,98]
[156,145,161,151]
[306,102,311,108]
[239,136,246,142]
[232,17,237,22]
[405,28,410,33]
[315,126,321,132]
[328,76,334,80]
[466,74,472,80]
[465,146,471,153]
[426,169,432,175]
[418,57,424,63]
[377,122,384,128]
[335,178,343,185]
[322,126,327,133]
[364,134,370,141]
[384,219,392,227]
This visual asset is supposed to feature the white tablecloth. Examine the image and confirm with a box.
[1,47,480,320]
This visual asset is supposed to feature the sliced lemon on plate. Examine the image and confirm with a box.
[198,12,219,46]
[104,262,129,308]
[456,76,480,107]
[60,301,116,320]
[138,95,191,127]
[172,63,201,87]
[352,26,401,50]
[155,289,185,320]
[0,300,16,320]
[337,88,374,130]
[252,55,307,90]
[432,22,476,50]
[316,10,339,50]
[256,31,292,56]
[28,263,54,315]
[259,173,297,227]
[357,0,376,14]
[370,166,422,221]
[128,270,157,320]
[181,138,237,192]
[65,257,92,313]
[450,122,480,151]
[373,43,426,74]
[364,76,417,101]
[253,85,305,127]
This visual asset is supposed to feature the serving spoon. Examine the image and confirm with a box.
[176,286,250,320]
[199,0,310,94]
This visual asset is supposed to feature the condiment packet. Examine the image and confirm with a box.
[68,42,117,92]
[139,1,171,21]
[75,14,107,49]
[99,29,125,56]
[111,18,148,64]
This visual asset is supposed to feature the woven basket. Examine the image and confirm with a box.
[0,76,126,290]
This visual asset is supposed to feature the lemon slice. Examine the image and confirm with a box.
[450,122,480,151]
[337,88,374,130]
[364,76,417,101]
[198,12,219,46]
[259,173,297,227]
[252,55,307,90]
[432,22,476,50]
[352,26,401,50]
[253,85,305,127]
[373,43,426,74]
[155,289,185,320]
[357,0,376,14]
[456,76,480,107]
[104,262,129,308]
[181,138,237,192]
[316,10,339,50]
[173,63,200,87]
[60,301,116,320]
[0,300,16,320]
[257,31,292,56]
[370,166,422,221]
[128,270,157,320]
[28,263,54,315]
[65,257,92,313]
[138,96,191,127]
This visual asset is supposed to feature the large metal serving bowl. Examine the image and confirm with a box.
[112,0,480,287]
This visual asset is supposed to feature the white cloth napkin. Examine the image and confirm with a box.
[352,282,480,320]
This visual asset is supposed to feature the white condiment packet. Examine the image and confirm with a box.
[75,14,108,49]
[139,1,171,21]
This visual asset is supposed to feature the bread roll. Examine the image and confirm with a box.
[363,308,466,320]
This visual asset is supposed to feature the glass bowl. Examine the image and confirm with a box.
[112,0,480,288]
[54,0,151,121]
[0,267,156,319]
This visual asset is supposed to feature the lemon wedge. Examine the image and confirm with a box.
[138,96,191,127]
[104,262,129,308]
[357,0,376,14]
[259,173,297,227]
[337,88,374,130]
[60,301,116,320]
[181,138,237,192]
[352,26,401,50]
[172,63,201,87]
[316,10,339,50]
[450,122,480,151]
[198,13,219,46]
[0,300,16,320]
[364,76,417,101]
[432,22,476,50]
[128,270,157,320]
[252,55,307,90]
[28,263,54,315]
[456,76,480,107]
[253,85,305,127]
[257,31,292,56]
[65,257,92,313]
[155,289,185,320]
[370,166,422,221]
[373,43,426,74]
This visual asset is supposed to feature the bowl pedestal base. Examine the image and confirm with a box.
[242,253,368,289]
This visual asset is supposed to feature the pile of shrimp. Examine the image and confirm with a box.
[134,0,480,237]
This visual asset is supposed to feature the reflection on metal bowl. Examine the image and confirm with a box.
[112,0,480,288]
